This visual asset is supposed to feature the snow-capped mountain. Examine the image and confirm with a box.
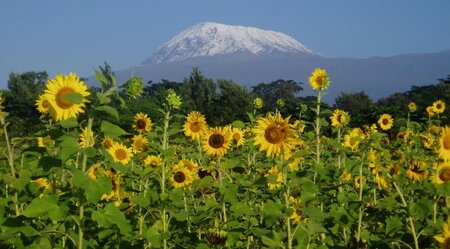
[144,22,320,64]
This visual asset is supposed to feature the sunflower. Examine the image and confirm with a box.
[108,142,133,165]
[287,157,304,171]
[42,73,90,121]
[330,109,350,128]
[253,112,296,158]
[354,176,366,189]
[378,114,394,130]
[231,127,246,147]
[308,68,330,91]
[340,171,351,181]
[290,209,303,224]
[434,219,450,249]
[291,120,306,133]
[79,127,95,148]
[35,94,51,114]
[133,113,152,133]
[87,163,101,180]
[433,100,446,114]
[420,133,435,150]
[101,136,114,149]
[33,178,51,191]
[143,155,162,168]
[101,169,121,201]
[375,173,389,190]
[408,102,417,112]
[429,125,441,135]
[439,127,450,162]
[343,128,365,151]
[37,135,52,148]
[183,111,208,140]
[132,134,148,153]
[433,163,450,184]
[427,106,435,117]
[266,166,283,190]
[407,160,429,182]
[170,165,194,189]
[202,127,232,157]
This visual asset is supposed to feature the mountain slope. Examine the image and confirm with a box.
[144,22,319,64]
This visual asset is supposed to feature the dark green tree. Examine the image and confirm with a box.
[334,91,375,127]
[181,68,217,121]
[211,79,253,124]
[252,79,303,115]
[3,71,48,135]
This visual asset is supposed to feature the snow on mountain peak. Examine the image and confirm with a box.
[145,22,320,64]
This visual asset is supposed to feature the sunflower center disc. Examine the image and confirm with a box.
[190,122,201,132]
[265,126,284,144]
[233,133,241,141]
[439,167,450,182]
[56,87,75,109]
[115,149,127,161]
[209,134,225,148]
[444,134,450,150]
[136,119,147,130]
[382,118,389,125]
[174,171,186,183]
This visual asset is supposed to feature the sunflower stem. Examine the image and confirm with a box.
[392,180,420,249]
[2,123,20,216]
[314,91,322,182]
[161,108,171,249]
[282,158,292,249]
[77,118,93,249]
[356,155,365,244]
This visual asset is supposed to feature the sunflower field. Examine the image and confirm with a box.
[0,68,450,249]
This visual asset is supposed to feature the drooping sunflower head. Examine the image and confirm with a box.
[132,134,148,153]
[143,155,162,168]
[37,135,52,148]
[433,100,446,114]
[179,158,199,173]
[378,113,394,131]
[407,160,429,182]
[434,219,450,249]
[330,109,350,128]
[202,127,232,157]
[231,127,246,147]
[340,171,351,181]
[308,68,330,91]
[253,112,295,158]
[133,113,152,133]
[35,94,51,114]
[375,173,389,190]
[183,111,208,140]
[87,163,101,180]
[43,73,90,122]
[170,164,194,189]
[439,127,450,162]
[108,142,133,165]
[408,102,417,112]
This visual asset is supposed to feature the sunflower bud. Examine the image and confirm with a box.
[253,97,263,109]
[276,98,285,108]
[124,76,144,99]
[166,89,182,109]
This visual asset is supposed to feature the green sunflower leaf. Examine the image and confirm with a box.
[61,92,83,104]
[94,105,119,121]
[92,203,131,235]
[100,120,128,138]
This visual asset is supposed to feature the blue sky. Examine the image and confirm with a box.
[1,0,450,87]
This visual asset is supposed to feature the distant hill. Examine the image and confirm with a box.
[86,22,450,103]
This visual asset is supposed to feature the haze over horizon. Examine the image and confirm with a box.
[1,1,450,88]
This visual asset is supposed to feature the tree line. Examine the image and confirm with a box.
[1,63,450,137]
